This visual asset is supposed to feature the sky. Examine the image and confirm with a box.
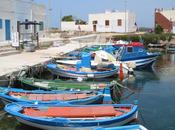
[35,0,175,28]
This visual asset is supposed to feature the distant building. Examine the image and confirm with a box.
[89,10,137,33]
[61,10,137,33]
[155,8,175,33]
[0,0,47,43]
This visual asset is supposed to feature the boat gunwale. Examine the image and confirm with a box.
[5,103,138,126]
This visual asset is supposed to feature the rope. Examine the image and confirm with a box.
[110,80,134,92]
[0,111,6,117]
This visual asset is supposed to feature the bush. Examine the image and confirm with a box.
[62,15,74,21]
[155,24,163,34]
[111,33,174,46]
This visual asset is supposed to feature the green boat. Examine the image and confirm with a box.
[18,77,110,90]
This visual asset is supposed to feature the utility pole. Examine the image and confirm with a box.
[124,0,127,33]
[59,9,62,30]
[31,0,34,21]
[48,0,52,31]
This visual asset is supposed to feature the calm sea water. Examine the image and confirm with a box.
[1,53,175,130]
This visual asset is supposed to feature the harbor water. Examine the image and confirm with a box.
[1,53,175,130]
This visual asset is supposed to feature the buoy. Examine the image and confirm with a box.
[119,63,124,81]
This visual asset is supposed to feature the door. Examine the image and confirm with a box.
[93,25,96,32]
[5,19,11,40]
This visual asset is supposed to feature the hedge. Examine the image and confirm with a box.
[111,33,174,46]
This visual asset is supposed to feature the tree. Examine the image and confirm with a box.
[155,24,163,34]
[62,15,74,21]
[75,19,87,25]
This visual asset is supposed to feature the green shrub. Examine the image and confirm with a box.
[111,33,174,46]
[62,15,74,21]
[155,24,163,34]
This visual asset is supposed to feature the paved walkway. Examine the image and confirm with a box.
[0,41,96,77]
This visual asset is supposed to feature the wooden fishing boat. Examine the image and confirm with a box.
[116,42,160,69]
[47,52,119,79]
[18,77,109,90]
[0,87,106,105]
[93,125,147,130]
[46,63,118,79]
[5,102,138,130]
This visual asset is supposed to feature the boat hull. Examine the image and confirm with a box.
[0,94,104,105]
[93,124,147,130]
[16,112,137,130]
[19,77,108,90]
[122,56,158,70]
[0,88,105,105]
[5,103,138,130]
[47,64,118,79]
[53,69,118,79]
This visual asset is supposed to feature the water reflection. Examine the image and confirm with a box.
[111,70,159,104]
[0,111,42,130]
[116,54,175,130]
[0,111,5,120]
[124,71,159,89]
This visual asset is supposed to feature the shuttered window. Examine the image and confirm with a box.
[0,19,2,29]
[118,19,122,26]
[39,21,44,31]
[105,20,110,26]
[127,47,133,53]
[92,21,97,24]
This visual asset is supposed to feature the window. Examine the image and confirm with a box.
[25,19,29,30]
[118,19,122,26]
[92,21,97,24]
[0,19,2,29]
[39,21,44,31]
[139,48,144,52]
[127,47,133,53]
[105,20,110,26]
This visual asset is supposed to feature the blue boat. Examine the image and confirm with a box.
[46,63,118,79]
[0,87,108,105]
[47,53,118,79]
[116,42,160,69]
[5,102,138,130]
[93,125,147,130]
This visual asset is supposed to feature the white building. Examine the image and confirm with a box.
[0,0,47,43]
[61,10,137,33]
[173,23,175,33]
[61,21,90,32]
[89,10,137,33]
